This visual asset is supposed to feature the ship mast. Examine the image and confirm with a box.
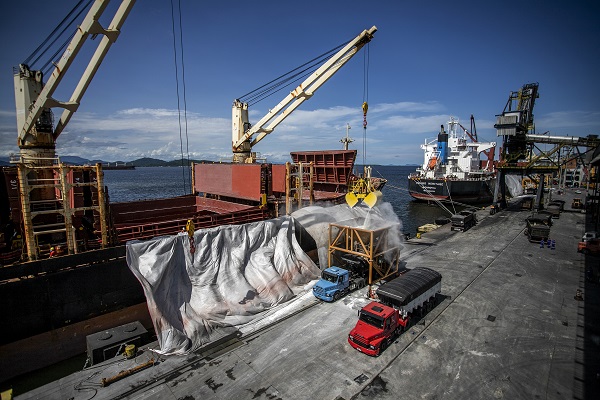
[341,123,354,150]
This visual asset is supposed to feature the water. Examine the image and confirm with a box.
[103,166,191,202]
[371,165,464,235]
[103,165,455,235]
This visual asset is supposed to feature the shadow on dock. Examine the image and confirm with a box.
[576,210,600,399]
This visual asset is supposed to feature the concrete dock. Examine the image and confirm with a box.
[16,195,599,399]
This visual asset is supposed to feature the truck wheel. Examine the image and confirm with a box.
[333,291,341,301]
[381,338,389,352]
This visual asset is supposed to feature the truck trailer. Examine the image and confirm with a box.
[348,267,442,356]
[450,210,476,231]
[525,216,551,242]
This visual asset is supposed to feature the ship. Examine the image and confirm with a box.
[101,162,135,170]
[0,148,389,381]
[408,117,496,204]
[0,2,382,382]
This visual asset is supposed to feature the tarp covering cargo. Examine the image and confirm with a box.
[126,215,320,355]
[376,267,441,307]
[126,203,402,355]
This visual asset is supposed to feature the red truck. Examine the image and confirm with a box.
[348,267,442,356]
[578,238,600,254]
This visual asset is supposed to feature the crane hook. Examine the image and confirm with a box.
[184,219,196,254]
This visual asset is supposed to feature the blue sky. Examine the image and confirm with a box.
[1,0,599,165]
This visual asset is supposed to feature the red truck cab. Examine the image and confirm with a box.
[347,301,405,356]
[578,238,600,254]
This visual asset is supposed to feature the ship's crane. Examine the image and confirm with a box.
[14,0,136,166]
[231,26,377,164]
[494,82,539,164]
[10,0,136,260]
[492,82,599,211]
[458,114,496,171]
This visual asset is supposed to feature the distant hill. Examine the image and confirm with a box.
[130,158,213,167]
[0,157,414,168]
[130,157,168,167]
[61,156,94,165]
[0,155,218,167]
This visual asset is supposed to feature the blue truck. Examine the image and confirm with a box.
[312,266,366,302]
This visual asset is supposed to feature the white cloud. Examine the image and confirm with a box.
[117,108,180,117]
[2,104,599,165]
[370,101,445,114]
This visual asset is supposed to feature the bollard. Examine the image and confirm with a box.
[547,239,552,248]
[551,239,556,250]
[540,239,545,248]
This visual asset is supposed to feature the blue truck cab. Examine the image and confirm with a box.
[312,266,365,302]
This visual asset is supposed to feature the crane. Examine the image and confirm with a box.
[458,115,496,171]
[14,0,136,166]
[494,82,539,164]
[10,0,136,260]
[231,26,377,164]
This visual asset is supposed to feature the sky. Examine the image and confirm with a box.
[1,0,599,166]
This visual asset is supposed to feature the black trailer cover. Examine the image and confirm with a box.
[376,267,441,307]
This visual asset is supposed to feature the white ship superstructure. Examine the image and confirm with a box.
[416,117,496,180]
[408,117,497,204]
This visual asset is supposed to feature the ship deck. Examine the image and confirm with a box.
[15,188,599,399]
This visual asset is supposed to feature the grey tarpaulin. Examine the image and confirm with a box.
[126,203,402,355]
[505,174,524,197]
[126,215,320,355]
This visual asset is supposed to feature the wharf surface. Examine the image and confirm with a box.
[17,195,599,399]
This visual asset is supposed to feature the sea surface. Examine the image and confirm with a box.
[103,165,463,236]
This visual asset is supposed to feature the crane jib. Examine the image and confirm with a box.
[231,25,377,163]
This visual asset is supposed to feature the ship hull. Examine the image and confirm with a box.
[408,177,494,204]
[0,150,361,379]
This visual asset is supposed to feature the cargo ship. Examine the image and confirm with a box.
[0,148,388,381]
[101,162,135,170]
[0,1,382,382]
[408,117,496,204]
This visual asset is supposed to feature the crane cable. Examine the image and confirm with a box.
[237,42,349,106]
[170,0,191,194]
[177,0,191,186]
[362,43,370,168]
[23,0,93,76]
